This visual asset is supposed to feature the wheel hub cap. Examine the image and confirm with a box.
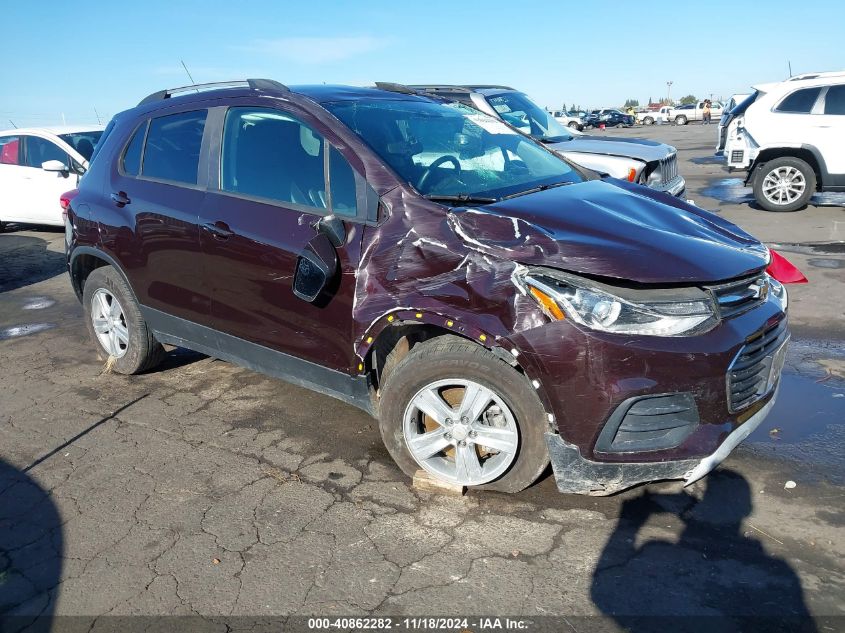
[91,289,129,359]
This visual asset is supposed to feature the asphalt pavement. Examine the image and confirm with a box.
[1,123,843,631]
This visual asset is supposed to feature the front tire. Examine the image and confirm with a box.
[753,157,816,212]
[377,335,549,493]
[568,121,580,129]
[83,266,165,374]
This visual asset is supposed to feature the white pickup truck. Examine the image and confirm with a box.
[638,102,724,125]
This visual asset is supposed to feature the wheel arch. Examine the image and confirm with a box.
[746,146,825,189]
[69,247,133,302]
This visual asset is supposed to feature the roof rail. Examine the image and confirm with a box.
[374,82,423,95]
[137,78,288,107]
[408,85,474,94]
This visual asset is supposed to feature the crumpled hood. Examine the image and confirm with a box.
[448,179,768,284]
[547,134,674,163]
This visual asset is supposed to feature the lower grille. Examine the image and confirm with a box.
[727,318,789,412]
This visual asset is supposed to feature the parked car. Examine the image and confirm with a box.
[66,79,788,496]
[550,110,585,130]
[723,70,845,212]
[589,109,634,127]
[672,101,724,125]
[0,125,104,229]
[637,106,674,125]
[408,85,684,196]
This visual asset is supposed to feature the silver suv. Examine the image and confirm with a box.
[409,84,686,197]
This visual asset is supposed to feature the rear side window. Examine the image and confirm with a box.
[775,88,821,113]
[823,85,845,115]
[221,107,327,210]
[0,136,20,165]
[24,136,69,168]
[142,110,207,184]
[122,123,147,176]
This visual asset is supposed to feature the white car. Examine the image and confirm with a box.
[550,110,585,130]
[0,125,104,229]
[723,70,845,212]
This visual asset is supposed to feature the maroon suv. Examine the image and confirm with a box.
[65,79,789,495]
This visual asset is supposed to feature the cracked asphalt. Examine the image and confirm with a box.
[1,125,844,631]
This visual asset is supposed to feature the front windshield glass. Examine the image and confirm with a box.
[484,92,573,142]
[59,131,104,160]
[325,99,581,200]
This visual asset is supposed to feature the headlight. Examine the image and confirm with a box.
[767,274,788,311]
[518,269,718,336]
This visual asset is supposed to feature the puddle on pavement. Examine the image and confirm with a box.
[769,241,845,255]
[702,178,845,207]
[0,323,57,340]
[749,372,845,445]
[21,296,56,310]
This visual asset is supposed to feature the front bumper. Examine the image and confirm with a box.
[545,385,777,495]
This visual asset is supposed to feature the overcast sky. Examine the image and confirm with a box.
[2,0,843,128]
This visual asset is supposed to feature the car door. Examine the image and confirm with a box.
[105,109,211,327]
[198,104,367,372]
[0,135,27,223]
[816,84,845,175]
[17,134,77,225]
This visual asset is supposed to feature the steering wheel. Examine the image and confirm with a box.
[416,155,461,192]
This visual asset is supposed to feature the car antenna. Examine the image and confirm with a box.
[8,119,17,129]
[180,59,199,91]
[93,106,102,125]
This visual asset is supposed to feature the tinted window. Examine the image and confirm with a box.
[0,136,20,165]
[329,147,357,216]
[86,120,114,167]
[122,122,146,176]
[775,88,821,113]
[823,85,845,115]
[142,110,206,184]
[59,131,104,161]
[221,108,327,210]
[24,136,69,168]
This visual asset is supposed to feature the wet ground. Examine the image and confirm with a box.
[1,125,844,630]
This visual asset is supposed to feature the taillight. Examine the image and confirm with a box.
[60,188,79,221]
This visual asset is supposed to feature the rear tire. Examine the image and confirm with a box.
[753,156,816,212]
[377,335,549,493]
[675,115,688,125]
[567,121,579,129]
[83,266,165,374]
[643,117,654,125]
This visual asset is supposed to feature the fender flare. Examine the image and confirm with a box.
[68,246,135,300]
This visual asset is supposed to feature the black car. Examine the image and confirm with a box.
[588,109,634,127]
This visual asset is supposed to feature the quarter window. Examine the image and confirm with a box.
[142,110,207,185]
[221,107,329,210]
[775,88,821,113]
[122,122,147,177]
[329,147,358,216]
[0,136,20,165]
[823,85,845,115]
[24,136,69,168]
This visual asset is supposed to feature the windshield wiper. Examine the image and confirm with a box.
[500,181,574,200]
[424,194,497,205]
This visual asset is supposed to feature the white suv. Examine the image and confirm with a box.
[723,71,845,212]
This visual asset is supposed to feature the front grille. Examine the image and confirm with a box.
[727,317,789,412]
[708,274,769,319]
[731,150,744,163]
[656,153,678,186]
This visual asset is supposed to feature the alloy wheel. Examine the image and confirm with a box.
[403,379,519,486]
[762,166,806,206]
[91,288,129,358]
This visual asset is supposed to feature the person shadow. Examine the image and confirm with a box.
[0,458,63,633]
[590,469,816,633]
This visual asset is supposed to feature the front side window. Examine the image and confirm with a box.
[775,88,821,113]
[485,92,573,142]
[222,108,327,209]
[59,131,104,161]
[24,136,69,168]
[325,99,581,200]
[0,136,20,165]
[823,85,845,115]
[142,110,207,184]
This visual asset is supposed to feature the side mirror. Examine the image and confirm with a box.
[293,232,338,303]
[42,160,69,175]
[315,214,346,248]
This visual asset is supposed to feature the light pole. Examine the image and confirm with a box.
[666,81,673,105]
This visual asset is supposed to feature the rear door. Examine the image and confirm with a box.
[0,135,27,222]
[198,104,367,371]
[816,84,845,176]
[105,109,211,327]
